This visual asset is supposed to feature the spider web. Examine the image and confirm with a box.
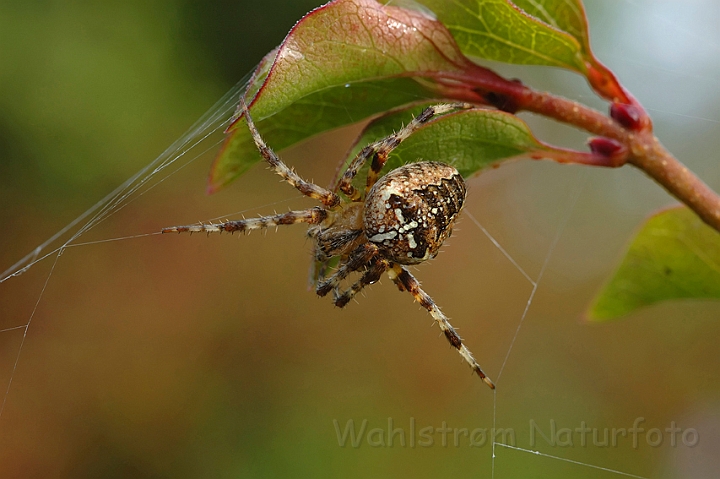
[1,0,719,477]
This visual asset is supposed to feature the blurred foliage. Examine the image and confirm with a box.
[177,0,321,84]
[0,0,317,210]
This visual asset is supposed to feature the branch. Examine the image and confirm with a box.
[625,139,720,230]
[426,65,720,233]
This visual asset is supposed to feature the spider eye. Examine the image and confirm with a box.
[363,161,466,265]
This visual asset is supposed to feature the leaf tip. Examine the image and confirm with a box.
[582,306,614,323]
[205,181,220,196]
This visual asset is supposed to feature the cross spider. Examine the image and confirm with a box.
[162,100,495,389]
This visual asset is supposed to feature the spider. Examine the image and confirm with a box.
[162,100,495,389]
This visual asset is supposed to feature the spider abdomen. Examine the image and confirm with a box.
[363,161,466,265]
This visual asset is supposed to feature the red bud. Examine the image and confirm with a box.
[588,137,624,157]
[610,102,642,130]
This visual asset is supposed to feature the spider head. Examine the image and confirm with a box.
[363,161,466,265]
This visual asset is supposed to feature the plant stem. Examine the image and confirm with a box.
[626,137,720,231]
[430,67,720,233]
[520,89,627,141]
[523,91,720,232]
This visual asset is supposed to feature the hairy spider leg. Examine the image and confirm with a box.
[161,208,327,234]
[333,259,389,308]
[338,102,474,201]
[316,243,379,297]
[241,100,341,209]
[392,265,495,389]
[338,144,377,202]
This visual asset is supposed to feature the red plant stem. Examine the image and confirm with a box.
[521,88,626,139]
[523,92,720,231]
[427,67,720,233]
[535,146,625,168]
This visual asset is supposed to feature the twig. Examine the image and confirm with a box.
[422,64,720,233]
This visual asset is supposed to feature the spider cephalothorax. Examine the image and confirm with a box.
[163,101,495,389]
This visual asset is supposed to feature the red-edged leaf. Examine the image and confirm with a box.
[417,0,587,72]
[209,0,477,192]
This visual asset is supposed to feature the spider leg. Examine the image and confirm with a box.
[333,258,389,308]
[161,207,326,234]
[337,144,377,202]
[241,100,340,208]
[309,257,331,289]
[338,103,473,200]
[316,243,379,297]
[391,264,495,389]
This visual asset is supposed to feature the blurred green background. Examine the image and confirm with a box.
[1,0,720,477]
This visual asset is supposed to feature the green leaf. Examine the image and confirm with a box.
[511,0,590,54]
[209,0,473,192]
[588,207,720,321]
[210,78,437,191]
[509,0,631,102]
[417,0,587,72]
[332,103,569,190]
